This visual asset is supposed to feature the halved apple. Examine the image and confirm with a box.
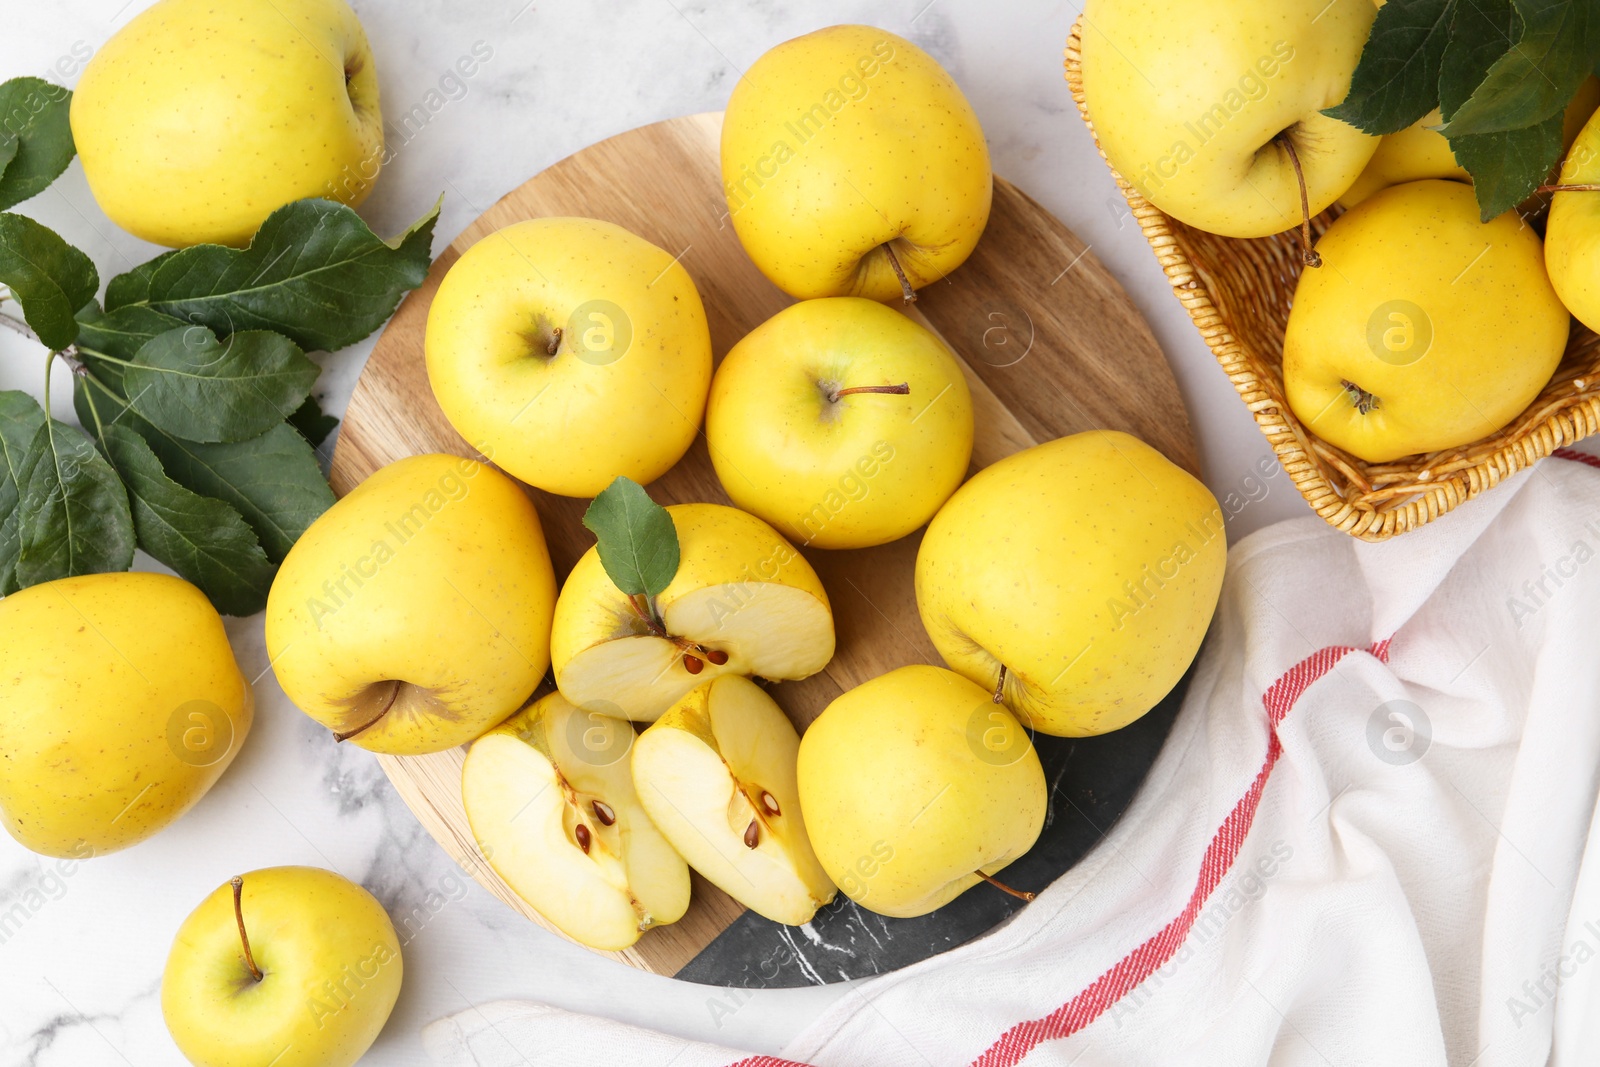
[633,675,836,925]
[552,503,834,722]
[461,691,689,951]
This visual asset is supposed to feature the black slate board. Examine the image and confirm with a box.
[674,665,1191,988]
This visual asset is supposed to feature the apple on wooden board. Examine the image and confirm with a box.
[633,675,835,925]
[462,691,691,951]
[162,867,402,1067]
[1079,0,1378,240]
[425,216,712,499]
[721,25,992,303]
[706,297,974,550]
[266,453,557,755]
[1285,180,1569,463]
[70,0,383,247]
[0,572,253,858]
[552,480,835,723]
[916,431,1226,738]
[797,665,1045,919]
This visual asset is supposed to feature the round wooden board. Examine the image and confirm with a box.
[330,111,1199,984]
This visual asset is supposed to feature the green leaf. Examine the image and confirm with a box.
[76,302,188,361]
[1447,109,1566,219]
[1441,0,1600,136]
[0,213,97,350]
[12,417,135,587]
[75,368,334,562]
[1325,0,1455,135]
[0,390,47,593]
[0,133,18,182]
[106,197,440,352]
[104,251,178,312]
[0,78,76,211]
[99,424,275,616]
[1439,0,1523,119]
[122,326,319,444]
[288,394,339,449]
[582,476,680,599]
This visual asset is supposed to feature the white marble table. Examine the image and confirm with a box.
[0,2,1306,1063]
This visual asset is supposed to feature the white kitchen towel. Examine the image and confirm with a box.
[422,450,1600,1067]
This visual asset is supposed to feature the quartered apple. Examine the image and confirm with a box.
[633,675,836,925]
[461,692,689,952]
[552,503,835,722]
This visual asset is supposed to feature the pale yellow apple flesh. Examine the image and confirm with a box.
[797,665,1045,918]
[633,676,836,925]
[462,692,689,951]
[161,866,401,1067]
[1285,181,1569,462]
[552,504,835,722]
[706,297,975,549]
[70,0,384,247]
[721,25,992,301]
[0,572,253,858]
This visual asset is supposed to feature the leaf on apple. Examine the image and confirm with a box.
[1445,110,1567,218]
[582,476,680,600]
[0,390,47,594]
[1440,0,1600,138]
[0,78,76,212]
[0,213,97,351]
[104,197,441,352]
[99,424,276,617]
[12,414,135,588]
[1324,0,1455,136]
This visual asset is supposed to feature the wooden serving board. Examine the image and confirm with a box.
[330,111,1198,984]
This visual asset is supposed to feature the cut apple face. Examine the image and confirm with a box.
[461,692,689,952]
[552,503,835,722]
[633,675,836,925]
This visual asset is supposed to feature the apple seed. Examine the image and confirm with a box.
[759,791,781,816]
[592,800,617,826]
[743,819,760,849]
[683,654,704,674]
[704,648,729,666]
[575,824,593,854]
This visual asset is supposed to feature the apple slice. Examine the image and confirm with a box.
[462,692,689,951]
[632,675,836,925]
[552,503,834,722]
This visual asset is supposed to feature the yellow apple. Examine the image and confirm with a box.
[552,503,834,722]
[0,572,252,858]
[70,0,383,248]
[162,866,401,1067]
[721,25,991,302]
[1080,0,1378,238]
[1285,180,1569,462]
[266,453,557,755]
[633,675,835,925]
[916,431,1225,737]
[462,691,690,951]
[706,297,974,549]
[425,217,712,498]
[797,665,1045,918]
[1544,98,1600,334]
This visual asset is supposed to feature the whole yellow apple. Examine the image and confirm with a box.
[1081,0,1378,238]
[916,431,1225,737]
[721,25,991,302]
[266,453,557,755]
[1545,101,1600,334]
[162,867,402,1067]
[1285,180,1569,462]
[425,217,712,498]
[706,297,974,549]
[70,0,383,248]
[553,503,834,722]
[797,665,1045,918]
[0,572,252,858]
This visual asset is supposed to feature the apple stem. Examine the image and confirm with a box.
[993,665,1008,705]
[829,382,911,402]
[1538,183,1600,193]
[628,593,668,637]
[1275,132,1322,269]
[230,876,264,982]
[546,327,562,356]
[882,243,918,304]
[979,872,1036,902]
[333,680,402,743]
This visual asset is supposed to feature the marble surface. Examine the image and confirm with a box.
[0,1,1308,1064]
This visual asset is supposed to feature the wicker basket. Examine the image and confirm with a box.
[1064,18,1600,541]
